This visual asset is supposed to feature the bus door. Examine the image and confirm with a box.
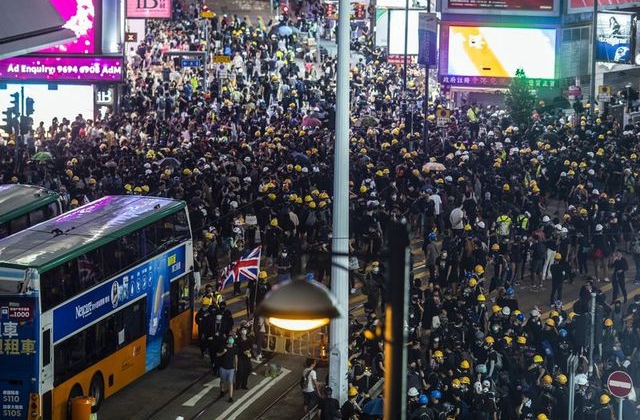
[40,311,53,393]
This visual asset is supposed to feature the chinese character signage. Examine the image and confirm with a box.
[0,298,37,358]
[0,56,123,83]
[127,0,172,19]
[439,75,557,88]
[53,244,186,343]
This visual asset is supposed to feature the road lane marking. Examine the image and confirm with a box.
[215,367,291,420]
[182,378,220,407]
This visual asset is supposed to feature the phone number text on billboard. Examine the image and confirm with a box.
[0,56,123,83]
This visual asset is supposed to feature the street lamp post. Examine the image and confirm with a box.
[589,0,598,116]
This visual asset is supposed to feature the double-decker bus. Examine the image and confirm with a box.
[0,184,64,239]
[0,195,194,420]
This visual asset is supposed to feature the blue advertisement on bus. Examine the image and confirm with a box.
[52,244,187,369]
[0,296,38,420]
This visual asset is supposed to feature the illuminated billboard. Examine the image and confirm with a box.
[127,0,172,19]
[568,0,640,14]
[595,12,633,63]
[40,0,96,55]
[442,0,559,16]
[444,26,556,83]
[0,56,123,82]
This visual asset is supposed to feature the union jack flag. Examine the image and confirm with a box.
[218,246,262,292]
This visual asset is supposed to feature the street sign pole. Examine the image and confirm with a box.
[618,398,623,420]
[588,292,596,376]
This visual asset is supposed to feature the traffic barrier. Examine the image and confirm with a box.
[70,396,95,420]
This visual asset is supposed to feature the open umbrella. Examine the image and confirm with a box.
[31,151,54,161]
[302,115,322,127]
[423,162,446,172]
[275,25,293,37]
[157,157,181,168]
[362,397,383,416]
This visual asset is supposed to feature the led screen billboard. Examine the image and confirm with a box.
[442,0,559,16]
[39,0,96,54]
[445,26,556,80]
[127,0,172,19]
[388,10,421,55]
[568,0,640,13]
[0,56,123,82]
[595,12,633,64]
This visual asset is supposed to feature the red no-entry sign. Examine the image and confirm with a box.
[607,370,633,399]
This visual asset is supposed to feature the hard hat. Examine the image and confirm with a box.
[259,270,268,279]
[407,387,419,397]
[418,394,429,405]
[348,386,358,397]
[270,219,278,227]
[604,318,613,327]
[502,307,511,316]
[600,394,610,405]
[556,374,568,385]
[546,318,555,327]
[433,350,444,358]
[537,414,548,420]
[533,355,544,363]
[460,376,471,385]
[430,390,442,399]
[70,199,79,206]
[517,336,527,345]
[468,278,478,287]
[485,336,495,344]
[575,374,588,386]
[460,360,470,369]
[474,265,485,275]
[554,252,562,260]
[451,378,461,388]
[201,296,213,306]
[476,294,486,302]
[492,305,501,314]
[491,243,500,251]
[464,224,473,231]
[542,375,553,385]
[550,310,559,318]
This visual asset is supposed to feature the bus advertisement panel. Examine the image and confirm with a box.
[53,244,186,371]
[0,296,38,420]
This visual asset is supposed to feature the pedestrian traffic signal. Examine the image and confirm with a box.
[25,97,34,116]
[274,0,280,9]
[1,108,14,134]
[281,4,289,14]
[9,92,19,113]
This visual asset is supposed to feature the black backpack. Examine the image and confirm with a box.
[299,369,311,389]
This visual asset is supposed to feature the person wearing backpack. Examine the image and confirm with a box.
[609,251,629,303]
[301,359,320,413]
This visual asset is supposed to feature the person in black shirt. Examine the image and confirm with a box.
[549,253,567,305]
[318,387,342,420]
[235,327,253,390]
[217,336,238,402]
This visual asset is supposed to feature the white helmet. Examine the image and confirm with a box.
[575,374,588,386]
[595,224,603,232]
[542,215,551,223]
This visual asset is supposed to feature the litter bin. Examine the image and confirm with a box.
[71,396,95,420]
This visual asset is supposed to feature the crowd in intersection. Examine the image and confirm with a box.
[2,0,640,418]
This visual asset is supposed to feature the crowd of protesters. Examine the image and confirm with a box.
[2,0,640,418]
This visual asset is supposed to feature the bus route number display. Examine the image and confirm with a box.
[2,390,23,418]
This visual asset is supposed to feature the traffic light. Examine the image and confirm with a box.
[9,92,19,114]
[281,4,289,14]
[2,108,14,134]
[274,0,280,9]
[25,97,34,116]
[325,3,335,18]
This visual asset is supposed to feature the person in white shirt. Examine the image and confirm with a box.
[449,203,465,236]
[302,359,320,412]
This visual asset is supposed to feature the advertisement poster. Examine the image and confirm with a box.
[443,0,558,16]
[446,26,556,79]
[40,0,96,54]
[52,244,186,371]
[418,13,437,67]
[596,12,633,63]
[126,0,172,19]
[0,297,38,420]
[0,56,123,83]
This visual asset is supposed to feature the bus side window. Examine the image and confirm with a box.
[49,201,62,217]
[41,267,65,312]
[28,208,46,226]
[101,239,121,280]
[8,214,28,235]
[0,222,8,238]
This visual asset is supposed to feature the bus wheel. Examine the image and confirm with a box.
[89,373,105,411]
[159,331,173,369]
[66,384,83,420]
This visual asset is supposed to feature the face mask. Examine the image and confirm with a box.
[240,329,247,335]
[372,267,379,274]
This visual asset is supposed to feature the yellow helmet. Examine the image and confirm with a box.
[70,198,79,206]
[451,378,461,388]
[476,294,486,302]
[604,318,613,327]
[485,336,495,344]
[360,186,367,193]
[546,318,555,327]
[492,305,501,314]
[348,386,358,397]
[460,376,471,385]
[517,336,527,345]
[460,360,470,369]
[270,219,278,227]
[554,252,562,260]
[533,355,544,363]
[134,186,142,193]
[542,375,553,385]
[433,350,444,358]
[600,394,610,405]
[474,265,485,275]
[491,243,500,251]
[201,296,213,306]
[537,414,548,420]
[556,374,568,385]
[183,168,192,176]
[468,278,478,287]
[503,183,510,191]
[464,224,472,231]
[124,184,132,191]
[259,270,268,279]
